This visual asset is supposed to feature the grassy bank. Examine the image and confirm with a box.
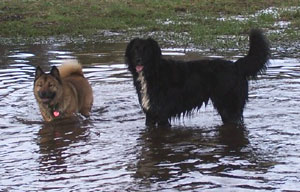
[0,0,299,47]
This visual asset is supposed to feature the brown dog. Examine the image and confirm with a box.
[34,60,93,122]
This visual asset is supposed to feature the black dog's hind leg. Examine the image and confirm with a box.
[218,107,244,124]
[212,96,245,125]
[212,80,248,125]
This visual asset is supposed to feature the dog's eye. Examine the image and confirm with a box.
[48,83,53,88]
[37,83,43,87]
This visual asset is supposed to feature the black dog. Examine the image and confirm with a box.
[125,29,270,127]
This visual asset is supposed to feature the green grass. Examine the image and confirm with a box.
[0,0,299,47]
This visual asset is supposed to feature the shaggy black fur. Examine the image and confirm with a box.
[125,29,270,127]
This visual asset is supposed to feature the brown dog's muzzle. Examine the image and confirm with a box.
[38,91,56,103]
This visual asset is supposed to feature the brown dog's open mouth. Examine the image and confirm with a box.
[136,65,144,73]
[41,98,52,104]
[38,92,56,104]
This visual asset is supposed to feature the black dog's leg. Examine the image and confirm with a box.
[145,113,156,127]
[220,109,243,124]
[212,95,244,125]
[157,117,171,128]
[215,101,244,125]
[146,112,171,128]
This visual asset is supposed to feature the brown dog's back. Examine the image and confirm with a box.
[59,60,93,117]
[63,75,93,117]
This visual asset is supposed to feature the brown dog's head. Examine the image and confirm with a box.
[34,66,62,105]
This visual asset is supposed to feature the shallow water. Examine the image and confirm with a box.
[0,41,300,192]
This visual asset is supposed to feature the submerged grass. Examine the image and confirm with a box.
[0,0,299,47]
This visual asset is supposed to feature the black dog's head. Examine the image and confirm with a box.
[125,38,162,76]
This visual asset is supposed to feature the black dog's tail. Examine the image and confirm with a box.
[235,29,270,78]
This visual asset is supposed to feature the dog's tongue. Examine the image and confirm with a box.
[42,98,51,104]
[136,65,144,73]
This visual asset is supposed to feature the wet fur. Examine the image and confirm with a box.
[125,29,270,127]
[34,60,93,122]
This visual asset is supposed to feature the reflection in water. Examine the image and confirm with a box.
[134,125,277,190]
[217,124,249,151]
[37,117,90,174]
[136,126,254,182]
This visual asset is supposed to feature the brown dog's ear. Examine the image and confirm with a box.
[35,66,44,81]
[50,66,61,83]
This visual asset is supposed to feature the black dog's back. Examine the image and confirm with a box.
[154,59,215,117]
[158,57,241,122]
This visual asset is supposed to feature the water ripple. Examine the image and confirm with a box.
[0,43,300,191]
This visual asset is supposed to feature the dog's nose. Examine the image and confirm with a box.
[39,91,47,98]
[39,91,55,99]
[136,57,142,64]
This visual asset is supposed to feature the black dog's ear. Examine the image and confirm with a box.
[146,38,162,78]
[147,38,162,57]
[125,38,139,60]
[35,66,44,81]
[50,66,61,83]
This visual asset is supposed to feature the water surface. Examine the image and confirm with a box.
[0,41,300,191]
